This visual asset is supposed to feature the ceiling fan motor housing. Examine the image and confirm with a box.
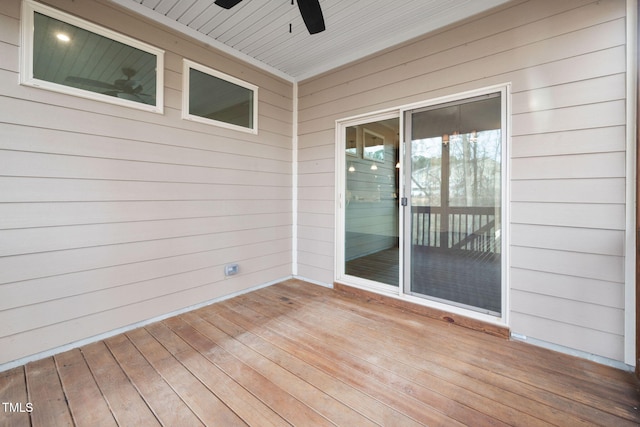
[214,0,325,35]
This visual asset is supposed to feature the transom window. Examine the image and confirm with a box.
[20,0,164,113]
[182,59,258,134]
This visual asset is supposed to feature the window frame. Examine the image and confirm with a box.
[182,59,258,134]
[20,0,165,114]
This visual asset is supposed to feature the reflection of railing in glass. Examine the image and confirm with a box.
[412,206,499,254]
[410,129,501,256]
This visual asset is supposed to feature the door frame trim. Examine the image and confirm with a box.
[630,0,639,372]
[334,83,511,327]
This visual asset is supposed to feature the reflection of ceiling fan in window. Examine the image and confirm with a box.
[65,67,153,103]
[215,0,325,35]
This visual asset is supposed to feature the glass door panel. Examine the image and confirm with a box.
[405,94,502,315]
[344,118,400,286]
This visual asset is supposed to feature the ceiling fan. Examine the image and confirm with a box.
[65,67,153,103]
[214,0,325,35]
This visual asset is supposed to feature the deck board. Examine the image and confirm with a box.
[25,357,73,427]
[55,348,117,427]
[295,281,638,425]
[166,315,334,427]
[125,327,248,426]
[81,341,160,427]
[222,293,496,426]
[143,322,274,426]
[0,367,30,427]
[1,279,638,426]
[209,302,453,426]
[244,285,552,426]
[104,334,205,427]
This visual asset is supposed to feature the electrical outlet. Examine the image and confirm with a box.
[224,264,239,276]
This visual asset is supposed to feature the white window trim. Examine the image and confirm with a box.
[182,59,258,134]
[20,0,165,114]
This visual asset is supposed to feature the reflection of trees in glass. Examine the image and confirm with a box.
[364,146,385,161]
[449,130,501,207]
[364,130,385,162]
[411,137,442,206]
[410,130,500,207]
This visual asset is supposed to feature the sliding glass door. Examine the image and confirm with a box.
[337,88,505,318]
[343,117,400,287]
[404,93,503,315]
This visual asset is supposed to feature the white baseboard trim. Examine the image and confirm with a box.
[293,275,333,289]
[0,276,291,373]
[510,333,634,372]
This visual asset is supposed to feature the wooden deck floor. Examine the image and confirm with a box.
[1,279,638,426]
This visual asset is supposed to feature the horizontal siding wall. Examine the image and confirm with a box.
[297,0,628,361]
[0,0,293,365]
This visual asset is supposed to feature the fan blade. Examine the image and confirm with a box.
[297,0,325,34]
[65,76,118,90]
[114,79,143,94]
[215,0,243,9]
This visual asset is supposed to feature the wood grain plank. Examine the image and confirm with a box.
[206,301,469,426]
[80,342,160,427]
[104,334,204,427]
[25,357,73,427]
[125,327,248,426]
[222,295,519,427]
[334,281,509,338]
[183,309,428,427]
[54,349,117,427]
[246,284,593,426]
[0,367,30,427]
[165,315,333,426]
[287,280,636,388]
[3,279,638,426]
[143,322,287,427]
[276,280,640,425]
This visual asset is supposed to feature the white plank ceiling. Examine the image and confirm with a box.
[114,0,513,81]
